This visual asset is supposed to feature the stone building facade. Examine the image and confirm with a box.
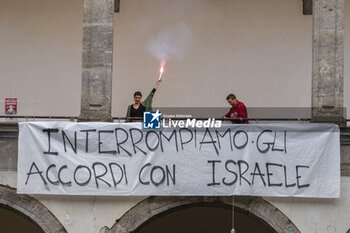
[0,0,350,233]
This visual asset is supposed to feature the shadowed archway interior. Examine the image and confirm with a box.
[135,205,275,233]
[107,196,300,233]
[0,185,67,233]
[0,205,44,233]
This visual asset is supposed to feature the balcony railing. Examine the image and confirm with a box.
[1,115,348,121]
[0,115,349,144]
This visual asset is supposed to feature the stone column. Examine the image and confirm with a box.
[312,0,345,124]
[79,0,114,122]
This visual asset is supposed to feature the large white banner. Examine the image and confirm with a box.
[17,122,340,198]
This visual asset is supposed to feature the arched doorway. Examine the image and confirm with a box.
[0,204,44,233]
[107,196,301,233]
[0,185,67,233]
[135,205,275,233]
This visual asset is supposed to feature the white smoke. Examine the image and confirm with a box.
[147,22,195,65]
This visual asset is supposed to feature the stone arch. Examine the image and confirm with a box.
[0,185,67,233]
[107,196,301,233]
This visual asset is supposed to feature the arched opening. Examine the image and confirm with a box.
[107,196,300,233]
[0,185,67,233]
[135,204,275,233]
[0,204,44,233]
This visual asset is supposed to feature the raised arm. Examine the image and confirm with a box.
[142,80,162,112]
[149,80,162,97]
[153,79,162,90]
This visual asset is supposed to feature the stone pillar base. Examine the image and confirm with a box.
[310,116,346,125]
[78,113,113,122]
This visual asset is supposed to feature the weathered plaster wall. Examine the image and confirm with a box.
[266,177,350,233]
[113,0,312,114]
[1,170,350,233]
[0,171,143,233]
[0,0,348,119]
[0,0,83,116]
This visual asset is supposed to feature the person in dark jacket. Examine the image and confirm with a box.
[224,94,249,124]
[126,80,162,121]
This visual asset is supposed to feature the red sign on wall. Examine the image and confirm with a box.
[5,98,17,115]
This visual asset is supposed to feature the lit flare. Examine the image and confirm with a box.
[158,66,164,80]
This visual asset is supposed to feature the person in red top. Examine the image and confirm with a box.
[224,94,249,124]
